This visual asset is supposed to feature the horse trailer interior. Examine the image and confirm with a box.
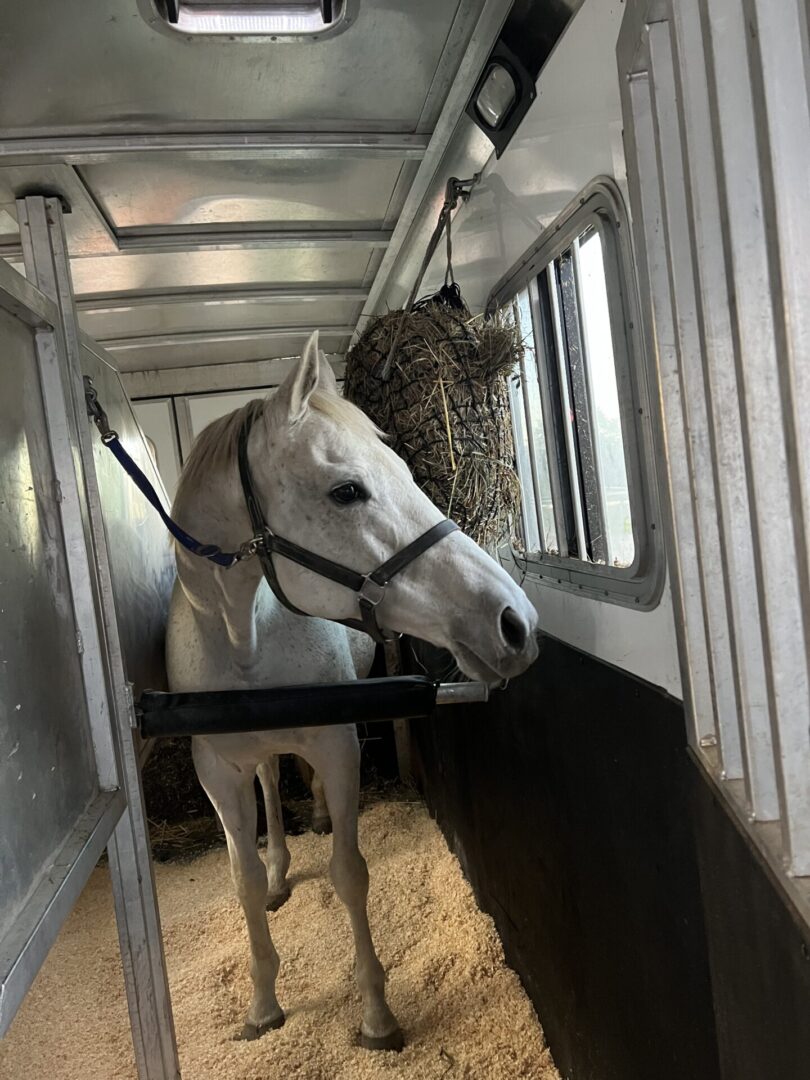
[1,1,810,1078]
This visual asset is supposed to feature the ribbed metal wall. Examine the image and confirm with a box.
[618,0,810,884]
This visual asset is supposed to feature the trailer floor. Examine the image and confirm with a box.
[0,799,557,1080]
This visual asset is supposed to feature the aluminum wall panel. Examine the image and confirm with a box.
[80,341,175,696]
[0,309,98,936]
[619,0,810,883]
[703,0,810,871]
[646,22,742,777]
[670,0,777,817]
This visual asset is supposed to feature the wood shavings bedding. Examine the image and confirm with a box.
[0,800,559,1080]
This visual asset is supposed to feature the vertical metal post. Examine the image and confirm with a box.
[547,265,589,559]
[702,0,810,873]
[669,0,777,818]
[17,195,180,1080]
[646,20,743,780]
[571,235,612,567]
[621,73,718,753]
[528,276,570,558]
[515,299,548,555]
[384,639,413,783]
[744,0,810,871]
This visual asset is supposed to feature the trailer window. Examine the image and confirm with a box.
[494,180,661,606]
[576,228,633,567]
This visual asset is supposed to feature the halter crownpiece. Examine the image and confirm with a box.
[236,411,459,644]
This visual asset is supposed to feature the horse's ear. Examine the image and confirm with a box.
[275,330,321,424]
[318,349,338,394]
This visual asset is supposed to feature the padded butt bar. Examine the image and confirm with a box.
[138,675,440,738]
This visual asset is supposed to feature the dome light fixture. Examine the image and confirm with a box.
[144,0,352,40]
[466,41,536,158]
[474,63,519,129]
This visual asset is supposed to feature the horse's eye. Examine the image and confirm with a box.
[330,482,367,505]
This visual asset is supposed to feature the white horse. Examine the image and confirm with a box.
[166,331,539,1049]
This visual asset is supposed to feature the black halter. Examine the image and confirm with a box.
[236,413,459,644]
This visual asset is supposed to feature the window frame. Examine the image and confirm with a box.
[489,176,664,608]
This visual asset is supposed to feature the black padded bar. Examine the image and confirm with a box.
[137,675,439,738]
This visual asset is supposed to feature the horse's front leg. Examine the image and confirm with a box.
[193,739,285,1039]
[257,757,292,910]
[305,729,403,1050]
[310,771,332,835]
[295,756,333,834]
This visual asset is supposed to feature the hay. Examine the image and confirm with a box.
[345,302,522,549]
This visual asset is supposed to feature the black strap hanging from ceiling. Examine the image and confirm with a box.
[379,174,479,381]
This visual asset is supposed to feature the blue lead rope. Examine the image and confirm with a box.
[85,377,243,569]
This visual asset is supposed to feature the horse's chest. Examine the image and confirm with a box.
[167,588,356,693]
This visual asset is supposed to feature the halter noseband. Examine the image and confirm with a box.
[236,412,459,644]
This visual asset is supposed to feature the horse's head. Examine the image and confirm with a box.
[254,331,539,681]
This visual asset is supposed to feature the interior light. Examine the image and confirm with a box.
[162,1,340,34]
[474,64,518,129]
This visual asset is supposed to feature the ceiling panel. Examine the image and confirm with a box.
[66,246,373,294]
[0,0,496,375]
[109,330,352,372]
[0,1,474,135]
[80,158,408,228]
[0,165,118,256]
[79,297,361,341]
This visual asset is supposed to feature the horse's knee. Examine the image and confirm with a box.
[232,849,268,906]
[330,844,369,904]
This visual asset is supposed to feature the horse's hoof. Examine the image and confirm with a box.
[358,1027,405,1052]
[266,884,291,911]
[312,816,332,835]
[237,1013,285,1041]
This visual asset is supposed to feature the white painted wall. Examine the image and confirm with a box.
[185,389,267,449]
[418,0,683,697]
[424,0,629,309]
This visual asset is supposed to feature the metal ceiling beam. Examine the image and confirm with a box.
[4,232,390,258]
[113,229,391,255]
[4,231,390,259]
[0,133,430,166]
[100,324,356,352]
[122,355,346,399]
[77,286,369,313]
[356,0,514,333]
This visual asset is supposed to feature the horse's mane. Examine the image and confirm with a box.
[174,389,382,506]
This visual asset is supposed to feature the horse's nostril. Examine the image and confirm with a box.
[500,606,528,651]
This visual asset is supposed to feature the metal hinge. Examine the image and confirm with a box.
[123,682,138,729]
[76,630,84,655]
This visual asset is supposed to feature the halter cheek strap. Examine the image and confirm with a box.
[236,414,459,643]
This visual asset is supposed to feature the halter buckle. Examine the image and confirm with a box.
[358,575,386,608]
[238,535,264,561]
[84,376,116,440]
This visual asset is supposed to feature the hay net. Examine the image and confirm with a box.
[344,292,523,551]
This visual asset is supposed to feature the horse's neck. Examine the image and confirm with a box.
[174,459,271,656]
